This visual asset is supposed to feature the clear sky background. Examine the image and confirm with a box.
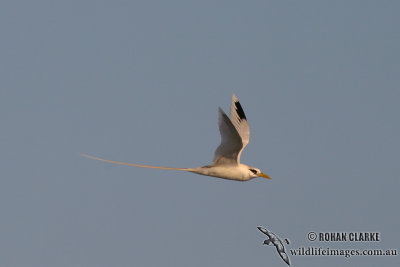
[1,1,399,266]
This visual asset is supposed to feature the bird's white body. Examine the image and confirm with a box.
[188,164,258,181]
[82,94,270,181]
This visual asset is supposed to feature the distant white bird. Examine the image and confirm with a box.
[82,94,270,181]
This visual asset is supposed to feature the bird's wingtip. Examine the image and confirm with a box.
[257,226,267,233]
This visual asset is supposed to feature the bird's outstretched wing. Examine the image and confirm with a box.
[213,94,249,166]
[280,251,291,266]
[229,94,250,147]
[81,153,189,171]
[257,226,274,239]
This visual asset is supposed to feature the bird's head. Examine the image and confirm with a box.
[248,167,271,180]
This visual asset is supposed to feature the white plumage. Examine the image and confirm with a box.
[82,94,270,181]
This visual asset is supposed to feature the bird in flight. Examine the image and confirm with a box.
[82,94,270,181]
[257,226,291,266]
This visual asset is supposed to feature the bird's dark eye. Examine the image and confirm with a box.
[249,169,257,174]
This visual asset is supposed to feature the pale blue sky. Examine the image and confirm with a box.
[1,1,399,266]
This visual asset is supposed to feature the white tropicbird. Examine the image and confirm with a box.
[82,94,270,181]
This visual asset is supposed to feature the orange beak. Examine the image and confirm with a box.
[257,172,271,179]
